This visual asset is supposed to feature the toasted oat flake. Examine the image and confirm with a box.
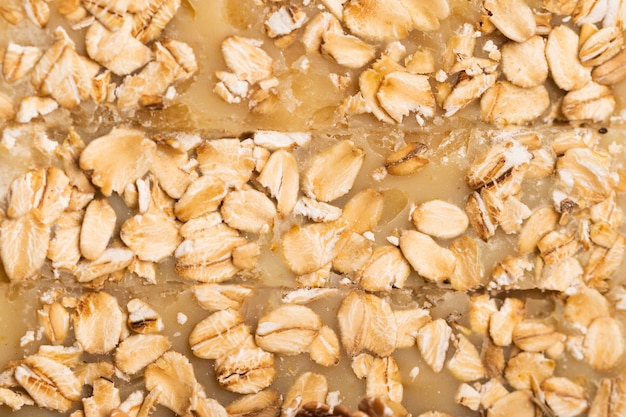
[561,81,616,122]
[175,222,246,282]
[538,256,584,292]
[302,140,365,203]
[75,248,134,283]
[2,43,43,84]
[16,96,58,124]
[0,387,34,411]
[23,354,81,402]
[115,61,176,110]
[220,189,276,234]
[37,344,83,368]
[189,309,251,359]
[322,32,377,69]
[416,319,452,373]
[174,175,227,222]
[121,211,181,262]
[282,222,340,276]
[342,0,412,42]
[145,351,198,416]
[127,298,164,334]
[24,0,50,28]
[333,231,373,274]
[587,378,612,417]
[222,36,273,84]
[6,168,46,219]
[579,26,624,67]
[357,245,411,292]
[257,149,299,215]
[504,351,555,390]
[265,5,307,39]
[573,0,613,25]
[0,213,49,281]
[14,362,73,412]
[517,206,559,254]
[488,390,536,417]
[29,28,91,109]
[500,36,548,88]
[214,347,276,394]
[196,139,255,189]
[537,231,581,265]
[456,383,481,411]
[340,188,384,233]
[385,142,429,176]
[376,72,435,123]
[484,0,536,42]
[593,49,626,85]
[79,128,156,197]
[351,353,374,380]
[556,147,613,206]
[0,4,23,24]
[513,320,565,353]
[366,356,403,403]
[449,235,484,291]
[255,305,322,355]
[489,297,525,347]
[73,292,124,354]
[114,334,171,375]
[402,0,450,31]
[541,377,588,417]
[447,334,486,382]
[466,191,497,241]
[526,148,556,179]
[132,0,181,43]
[281,288,339,305]
[393,308,431,349]
[546,25,592,91]
[128,258,157,285]
[399,229,456,283]
[480,81,550,125]
[193,395,228,417]
[412,200,468,239]
[111,390,144,417]
[466,139,531,189]
[80,199,115,261]
[357,68,396,124]
[491,255,532,289]
[338,290,397,357]
[309,325,341,367]
[150,141,197,200]
[253,131,311,150]
[83,0,127,30]
[2,1,626,414]
[85,19,152,77]
[480,379,510,410]
[193,284,254,312]
[225,390,280,417]
[585,235,626,287]
[35,167,71,226]
[38,302,70,345]
[293,197,342,223]
[564,286,610,330]
[443,72,498,117]
[584,316,624,370]
[284,372,328,409]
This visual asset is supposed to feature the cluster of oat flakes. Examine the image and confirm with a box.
[215,0,626,126]
[0,123,626,417]
[1,0,626,417]
[0,0,196,122]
